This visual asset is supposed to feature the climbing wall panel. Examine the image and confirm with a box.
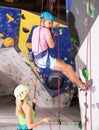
[0,6,21,48]
[76,16,99,130]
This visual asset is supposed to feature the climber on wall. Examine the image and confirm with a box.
[31,11,86,90]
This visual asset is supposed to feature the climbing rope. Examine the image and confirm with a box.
[50,0,54,12]
[32,77,52,130]
[55,0,62,130]
[31,1,53,130]
[83,0,93,130]
[39,0,62,129]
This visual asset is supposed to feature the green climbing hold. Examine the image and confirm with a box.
[71,37,77,43]
[66,9,69,14]
[78,121,82,129]
[86,2,94,19]
[59,29,63,35]
[82,68,89,79]
[92,104,96,109]
[64,57,67,61]
[59,29,62,32]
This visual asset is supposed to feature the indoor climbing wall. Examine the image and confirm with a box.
[76,15,99,130]
[0,6,75,107]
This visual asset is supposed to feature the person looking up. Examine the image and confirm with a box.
[14,84,50,130]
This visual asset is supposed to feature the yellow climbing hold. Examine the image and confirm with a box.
[26,42,32,49]
[0,33,4,38]
[3,37,14,47]
[6,13,14,22]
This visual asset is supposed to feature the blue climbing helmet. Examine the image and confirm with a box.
[40,11,54,22]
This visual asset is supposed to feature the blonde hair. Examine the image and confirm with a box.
[15,92,29,117]
[15,99,25,117]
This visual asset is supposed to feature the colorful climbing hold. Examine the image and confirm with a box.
[91,86,96,93]
[86,2,94,19]
[84,102,88,109]
[96,103,99,109]
[78,121,82,129]
[64,57,67,61]
[71,37,77,43]
[82,68,89,79]
[92,104,96,109]
[6,13,14,22]
[0,33,4,38]
[26,42,32,49]
[59,29,63,35]
[87,79,93,88]
[66,9,69,14]
[3,37,14,47]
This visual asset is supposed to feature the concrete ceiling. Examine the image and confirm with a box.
[0,70,18,96]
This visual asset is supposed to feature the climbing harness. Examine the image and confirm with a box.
[29,50,50,68]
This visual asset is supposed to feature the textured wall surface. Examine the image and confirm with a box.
[68,0,99,55]
[76,15,99,130]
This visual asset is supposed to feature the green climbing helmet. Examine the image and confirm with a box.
[14,84,29,100]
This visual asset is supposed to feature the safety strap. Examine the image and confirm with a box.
[34,50,50,68]
[34,50,47,59]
